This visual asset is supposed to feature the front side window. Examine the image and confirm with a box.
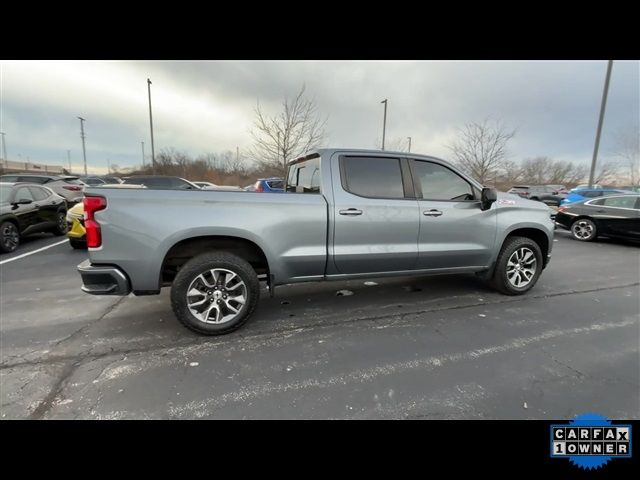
[413,160,475,201]
[340,156,404,198]
[15,187,35,202]
[287,157,320,193]
[602,196,638,209]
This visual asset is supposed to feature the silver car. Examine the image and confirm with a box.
[0,174,85,204]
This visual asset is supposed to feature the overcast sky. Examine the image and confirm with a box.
[1,60,638,174]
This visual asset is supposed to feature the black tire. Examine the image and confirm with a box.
[0,221,20,253]
[530,197,539,201]
[489,236,543,295]
[53,210,68,236]
[571,218,597,242]
[170,252,260,335]
[69,238,86,249]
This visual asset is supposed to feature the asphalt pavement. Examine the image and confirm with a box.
[1,230,638,419]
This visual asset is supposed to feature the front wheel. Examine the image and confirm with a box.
[490,236,543,295]
[69,238,86,249]
[571,218,597,241]
[0,221,20,253]
[170,252,260,335]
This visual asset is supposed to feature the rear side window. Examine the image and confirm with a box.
[1,175,19,183]
[340,156,404,198]
[602,196,637,209]
[29,187,49,201]
[412,160,475,201]
[287,157,321,193]
[267,180,284,189]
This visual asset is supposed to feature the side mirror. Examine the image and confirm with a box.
[480,187,497,211]
[14,198,33,205]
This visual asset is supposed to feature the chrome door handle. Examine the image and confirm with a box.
[339,208,363,216]
[423,209,443,217]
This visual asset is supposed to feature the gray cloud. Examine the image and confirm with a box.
[1,60,638,174]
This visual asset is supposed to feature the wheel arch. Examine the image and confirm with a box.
[160,235,270,286]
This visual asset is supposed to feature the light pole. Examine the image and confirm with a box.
[1,132,7,170]
[407,136,412,153]
[78,116,87,175]
[141,141,145,168]
[380,99,388,150]
[588,60,614,188]
[147,78,156,174]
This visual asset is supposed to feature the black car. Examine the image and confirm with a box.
[555,194,640,242]
[0,182,68,253]
[508,185,567,206]
[121,175,199,190]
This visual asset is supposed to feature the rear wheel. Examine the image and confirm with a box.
[571,218,597,241]
[53,211,68,235]
[170,252,260,335]
[490,236,543,295]
[0,221,20,253]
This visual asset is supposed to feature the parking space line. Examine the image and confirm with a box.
[0,239,69,265]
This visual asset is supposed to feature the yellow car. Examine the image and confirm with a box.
[66,202,86,249]
[66,183,146,249]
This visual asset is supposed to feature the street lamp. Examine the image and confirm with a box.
[380,99,388,150]
[407,136,412,153]
[588,60,614,188]
[147,78,156,174]
[77,116,87,175]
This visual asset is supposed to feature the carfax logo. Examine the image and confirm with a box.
[551,413,632,470]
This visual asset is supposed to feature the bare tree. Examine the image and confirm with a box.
[249,85,327,175]
[446,118,516,184]
[612,128,639,186]
[594,160,619,185]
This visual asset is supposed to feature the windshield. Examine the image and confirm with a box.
[0,185,12,204]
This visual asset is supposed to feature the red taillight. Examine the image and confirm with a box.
[255,182,264,193]
[63,185,83,191]
[83,196,107,248]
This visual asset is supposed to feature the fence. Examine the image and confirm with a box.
[1,159,67,175]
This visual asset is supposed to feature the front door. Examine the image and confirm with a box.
[332,155,420,274]
[410,159,497,270]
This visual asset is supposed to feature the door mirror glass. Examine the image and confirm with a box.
[480,187,497,211]
[15,198,33,205]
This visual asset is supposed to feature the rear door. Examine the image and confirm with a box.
[410,159,496,270]
[12,186,39,232]
[29,186,57,225]
[596,196,640,238]
[331,155,419,274]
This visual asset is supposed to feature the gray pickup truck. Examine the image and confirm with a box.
[78,149,554,335]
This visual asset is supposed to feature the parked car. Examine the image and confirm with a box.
[202,185,244,191]
[77,148,554,336]
[555,194,640,242]
[0,174,85,204]
[193,181,214,189]
[507,185,566,206]
[121,175,199,190]
[80,176,123,186]
[560,188,633,206]
[254,177,284,193]
[66,183,146,249]
[571,184,602,191]
[0,182,68,253]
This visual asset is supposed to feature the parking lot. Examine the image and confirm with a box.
[1,230,638,419]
